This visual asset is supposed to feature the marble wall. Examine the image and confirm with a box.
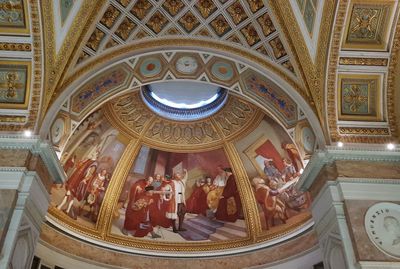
[0,190,17,255]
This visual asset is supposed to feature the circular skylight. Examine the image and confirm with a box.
[141,81,228,121]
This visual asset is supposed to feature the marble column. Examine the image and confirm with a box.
[297,145,400,269]
[0,136,64,269]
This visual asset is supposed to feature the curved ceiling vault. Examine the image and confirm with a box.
[0,0,399,260]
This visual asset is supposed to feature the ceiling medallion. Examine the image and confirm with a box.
[175,56,199,74]
[211,61,234,81]
[139,57,162,77]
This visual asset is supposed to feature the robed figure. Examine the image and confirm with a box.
[186,179,208,216]
[123,178,150,232]
[215,169,242,222]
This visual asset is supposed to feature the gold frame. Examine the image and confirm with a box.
[341,0,396,51]
[0,60,32,109]
[0,0,30,35]
[337,73,383,121]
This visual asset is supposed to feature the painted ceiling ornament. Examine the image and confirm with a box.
[100,5,120,29]
[246,0,264,13]
[139,57,162,78]
[163,0,184,16]
[211,61,234,81]
[175,56,198,74]
[269,37,287,59]
[131,0,152,20]
[211,15,230,36]
[343,84,368,113]
[241,24,260,46]
[257,13,276,37]
[365,202,400,259]
[147,11,168,34]
[227,1,248,25]
[195,0,216,18]
[350,8,378,39]
[179,11,199,33]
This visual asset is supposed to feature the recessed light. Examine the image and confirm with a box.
[337,141,343,147]
[23,130,32,137]
[387,143,395,150]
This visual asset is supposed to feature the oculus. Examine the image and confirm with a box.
[141,81,228,121]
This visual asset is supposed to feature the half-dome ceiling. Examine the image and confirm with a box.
[141,81,228,121]
[47,89,316,255]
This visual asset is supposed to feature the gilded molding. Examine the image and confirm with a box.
[0,0,42,131]
[386,12,400,139]
[338,127,390,136]
[0,42,31,51]
[339,57,388,66]
[267,0,336,142]
[326,0,349,142]
[98,139,141,236]
[40,0,107,121]
[104,93,265,152]
[223,142,261,240]
[0,115,26,123]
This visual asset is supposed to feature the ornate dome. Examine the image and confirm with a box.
[47,85,315,255]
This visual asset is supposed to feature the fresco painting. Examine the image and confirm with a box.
[111,146,247,242]
[51,115,126,227]
[235,116,311,231]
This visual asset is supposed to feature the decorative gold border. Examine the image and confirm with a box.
[40,0,106,120]
[337,73,383,121]
[268,0,336,142]
[341,0,396,51]
[0,0,30,35]
[339,57,388,66]
[104,92,265,153]
[0,60,32,109]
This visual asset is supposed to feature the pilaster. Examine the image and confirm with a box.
[0,136,64,269]
[297,145,400,269]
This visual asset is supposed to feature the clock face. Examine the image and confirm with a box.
[175,56,198,74]
[365,202,400,259]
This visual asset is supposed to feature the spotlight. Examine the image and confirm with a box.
[23,130,32,137]
[337,141,344,147]
[387,143,395,150]
[299,168,304,174]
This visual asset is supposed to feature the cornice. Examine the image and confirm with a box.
[297,145,400,192]
[0,135,65,183]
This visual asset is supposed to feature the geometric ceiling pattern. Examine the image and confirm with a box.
[75,0,296,75]
[326,0,399,143]
[0,0,44,132]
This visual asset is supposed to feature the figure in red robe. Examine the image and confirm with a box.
[215,168,242,222]
[186,178,208,216]
[56,159,97,218]
[122,177,162,238]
